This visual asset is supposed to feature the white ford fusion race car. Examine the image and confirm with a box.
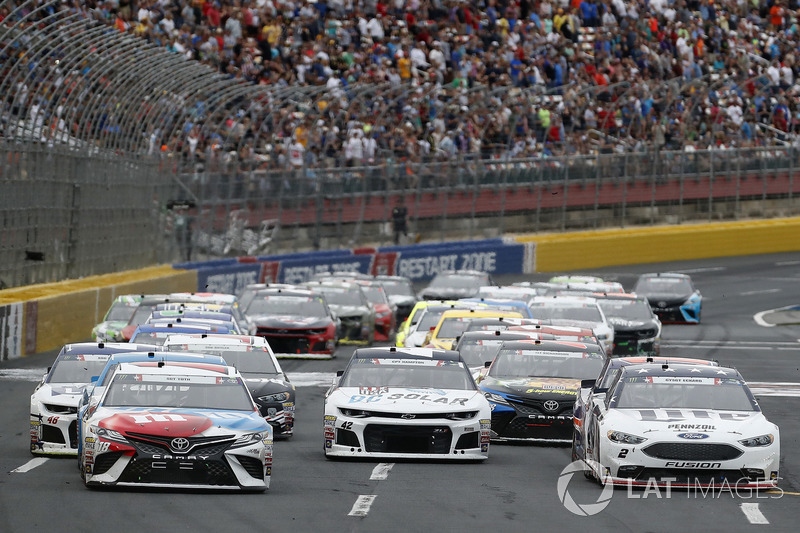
[30,342,155,456]
[81,361,273,491]
[577,363,780,488]
[324,346,491,460]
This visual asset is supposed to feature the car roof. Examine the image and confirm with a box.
[639,272,691,280]
[105,351,228,364]
[352,346,462,362]
[164,333,269,346]
[58,342,157,355]
[457,330,545,341]
[609,356,718,368]
[114,360,237,376]
[618,363,739,379]
[500,339,605,353]
[439,308,522,320]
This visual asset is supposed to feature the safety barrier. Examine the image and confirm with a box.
[516,217,800,273]
[0,266,196,360]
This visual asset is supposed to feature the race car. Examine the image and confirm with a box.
[478,340,606,442]
[594,294,662,356]
[80,361,273,491]
[76,350,229,463]
[243,287,338,357]
[129,322,233,345]
[419,270,493,300]
[397,301,481,348]
[303,280,376,345]
[577,363,779,488]
[323,346,491,460]
[571,355,719,462]
[528,295,615,354]
[374,275,418,324]
[453,330,554,375]
[425,308,524,350]
[163,334,296,438]
[30,342,156,456]
[633,272,702,324]
[91,295,143,342]
[354,279,397,343]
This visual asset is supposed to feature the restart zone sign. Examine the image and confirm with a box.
[183,239,526,290]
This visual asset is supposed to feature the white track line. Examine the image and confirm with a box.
[348,495,377,517]
[675,267,726,274]
[740,289,781,296]
[11,458,49,473]
[740,503,769,524]
[370,463,394,480]
[775,261,800,266]
[754,310,776,327]
[285,372,336,387]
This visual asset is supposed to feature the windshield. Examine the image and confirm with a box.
[104,373,254,410]
[380,280,415,297]
[167,345,278,374]
[429,275,483,291]
[48,354,110,383]
[635,277,693,295]
[489,349,604,380]
[597,300,653,321]
[130,303,159,325]
[528,304,603,322]
[106,302,137,322]
[437,317,473,338]
[416,308,449,332]
[316,287,365,307]
[457,339,505,367]
[614,376,756,411]
[361,285,389,306]
[129,331,169,346]
[246,295,327,317]
[340,358,476,390]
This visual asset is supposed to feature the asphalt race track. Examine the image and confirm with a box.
[1,252,799,533]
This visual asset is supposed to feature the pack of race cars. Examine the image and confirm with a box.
[30,269,780,492]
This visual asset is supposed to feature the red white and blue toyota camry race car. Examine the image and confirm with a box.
[80,361,273,491]
[576,363,780,489]
[324,346,491,460]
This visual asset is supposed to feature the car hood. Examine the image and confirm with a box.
[33,383,88,406]
[250,314,331,328]
[604,408,771,439]
[92,321,127,334]
[481,376,581,400]
[93,407,266,435]
[243,376,293,396]
[329,387,486,411]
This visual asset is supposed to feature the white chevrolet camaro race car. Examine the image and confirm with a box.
[576,363,780,488]
[324,346,491,460]
[81,361,273,491]
[30,342,155,455]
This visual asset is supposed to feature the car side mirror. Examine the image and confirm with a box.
[581,379,596,389]
[336,370,344,377]
[484,361,492,368]
[90,376,99,383]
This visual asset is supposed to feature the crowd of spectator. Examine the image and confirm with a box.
[5,0,800,172]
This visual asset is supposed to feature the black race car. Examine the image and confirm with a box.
[633,272,702,324]
[594,293,662,356]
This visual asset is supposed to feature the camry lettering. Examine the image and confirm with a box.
[151,454,211,460]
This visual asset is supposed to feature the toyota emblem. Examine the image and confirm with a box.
[171,437,190,452]
[658,301,667,308]
[543,400,559,412]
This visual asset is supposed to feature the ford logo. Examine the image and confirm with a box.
[677,433,709,440]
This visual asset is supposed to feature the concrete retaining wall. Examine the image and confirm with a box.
[516,217,800,272]
[0,265,196,359]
